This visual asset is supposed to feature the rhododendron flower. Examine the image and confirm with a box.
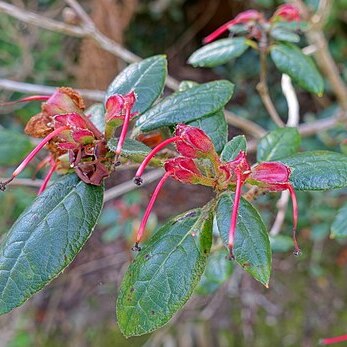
[271,4,301,22]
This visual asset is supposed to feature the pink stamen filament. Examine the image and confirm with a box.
[134,171,171,248]
[115,106,132,161]
[134,136,179,184]
[0,126,68,190]
[320,334,347,345]
[288,184,300,255]
[38,162,57,195]
[203,19,235,44]
[228,171,243,258]
[1,95,50,106]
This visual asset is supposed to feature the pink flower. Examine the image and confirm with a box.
[271,4,301,22]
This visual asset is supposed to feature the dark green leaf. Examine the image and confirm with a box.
[281,151,347,190]
[86,103,105,133]
[215,192,271,286]
[195,249,233,295]
[270,28,300,43]
[0,129,33,166]
[107,138,151,163]
[178,80,199,91]
[188,38,250,67]
[116,208,213,337]
[105,55,167,114]
[257,127,301,162]
[270,43,324,95]
[331,202,347,239]
[0,174,104,315]
[221,135,247,162]
[188,110,227,153]
[136,81,234,132]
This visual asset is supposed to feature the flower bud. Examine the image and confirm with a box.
[164,157,203,184]
[220,151,251,184]
[175,124,216,159]
[271,4,300,22]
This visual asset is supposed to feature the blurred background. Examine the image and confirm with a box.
[0,0,347,346]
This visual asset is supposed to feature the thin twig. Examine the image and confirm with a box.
[0,177,43,188]
[104,169,164,202]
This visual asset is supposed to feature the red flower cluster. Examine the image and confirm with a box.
[1,88,137,191]
[203,4,301,44]
[133,124,300,257]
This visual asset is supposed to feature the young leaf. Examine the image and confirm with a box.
[331,202,347,239]
[188,110,228,153]
[270,28,300,43]
[195,249,233,295]
[116,208,213,337]
[0,129,33,166]
[86,103,105,132]
[257,127,301,162]
[0,174,104,315]
[221,135,247,162]
[136,80,234,132]
[280,151,347,190]
[270,43,324,95]
[215,192,271,287]
[188,37,250,68]
[105,55,167,114]
[107,138,152,163]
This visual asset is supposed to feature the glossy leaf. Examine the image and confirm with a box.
[270,43,324,95]
[195,249,233,295]
[136,81,234,131]
[0,174,104,315]
[257,127,301,162]
[270,28,300,43]
[331,202,347,239]
[281,151,347,190]
[221,135,247,162]
[108,138,152,163]
[105,55,167,114]
[188,37,250,67]
[0,128,33,166]
[86,103,105,132]
[188,110,227,153]
[116,208,213,337]
[215,192,271,286]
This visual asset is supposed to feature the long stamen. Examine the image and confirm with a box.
[38,162,57,195]
[288,184,301,256]
[0,126,68,191]
[114,106,132,165]
[132,171,171,251]
[203,20,235,44]
[133,136,179,185]
[1,95,50,107]
[228,171,243,259]
[319,334,347,345]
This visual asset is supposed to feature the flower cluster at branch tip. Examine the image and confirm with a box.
[203,4,301,44]
[0,88,137,192]
[132,124,301,257]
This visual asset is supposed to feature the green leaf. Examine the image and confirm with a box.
[270,235,294,253]
[0,174,104,315]
[86,103,105,133]
[215,192,271,286]
[188,110,227,153]
[116,208,213,337]
[195,249,233,295]
[331,202,347,239]
[221,135,247,162]
[136,80,234,132]
[270,43,324,95]
[178,80,199,91]
[188,37,250,67]
[105,55,167,114]
[280,151,347,190]
[107,138,151,163]
[257,127,301,162]
[270,28,300,43]
[0,129,33,166]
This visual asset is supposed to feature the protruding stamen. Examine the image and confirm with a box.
[114,106,132,158]
[319,334,347,345]
[38,162,57,195]
[0,95,50,107]
[228,171,243,256]
[131,242,142,252]
[134,136,179,181]
[133,176,143,186]
[288,184,301,255]
[0,126,68,190]
[203,20,235,44]
[135,171,171,245]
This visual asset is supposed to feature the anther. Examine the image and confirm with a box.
[131,242,142,252]
[133,176,143,186]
